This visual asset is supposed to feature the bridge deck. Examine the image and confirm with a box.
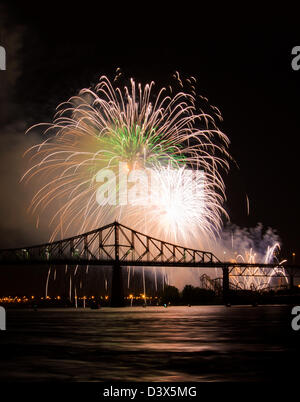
[0,221,299,276]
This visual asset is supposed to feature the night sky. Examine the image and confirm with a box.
[0,4,300,264]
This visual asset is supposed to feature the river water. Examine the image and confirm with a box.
[0,305,299,382]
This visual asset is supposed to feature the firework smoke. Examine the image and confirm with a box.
[219,223,287,290]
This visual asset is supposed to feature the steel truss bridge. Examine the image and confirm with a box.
[0,221,299,306]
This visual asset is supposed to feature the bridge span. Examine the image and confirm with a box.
[0,221,299,306]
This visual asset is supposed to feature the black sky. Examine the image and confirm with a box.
[1,3,300,263]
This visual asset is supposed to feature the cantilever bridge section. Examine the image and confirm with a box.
[0,221,299,306]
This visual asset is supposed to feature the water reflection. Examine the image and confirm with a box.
[0,305,299,381]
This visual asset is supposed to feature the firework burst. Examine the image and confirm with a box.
[229,243,287,290]
[22,72,230,246]
[220,225,288,290]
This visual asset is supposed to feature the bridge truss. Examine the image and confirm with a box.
[0,221,299,305]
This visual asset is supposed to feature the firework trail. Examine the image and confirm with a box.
[22,72,230,247]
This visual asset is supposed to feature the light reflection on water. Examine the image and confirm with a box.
[0,305,299,381]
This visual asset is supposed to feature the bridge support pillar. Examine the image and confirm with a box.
[110,262,125,307]
[222,266,230,305]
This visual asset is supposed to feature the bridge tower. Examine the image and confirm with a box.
[110,222,125,307]
[222,265,230,305]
